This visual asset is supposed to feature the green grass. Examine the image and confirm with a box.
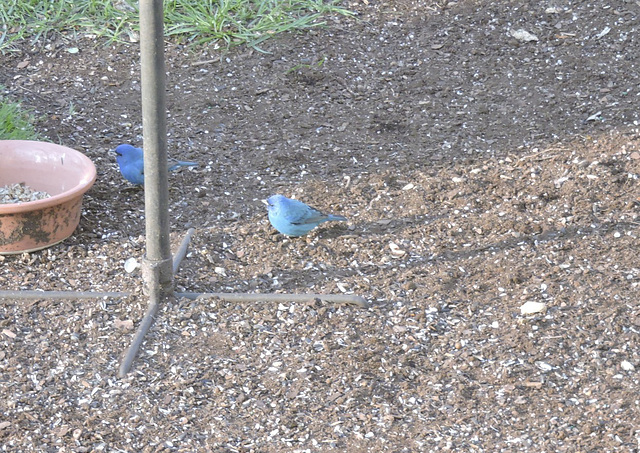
[0,0,355,51]
[0,94,39,140]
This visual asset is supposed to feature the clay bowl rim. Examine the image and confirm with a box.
[0,140,97,214]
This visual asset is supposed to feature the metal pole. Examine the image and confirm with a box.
[0,290,369,308]
[140,0,173,295]
[119,0,172,377]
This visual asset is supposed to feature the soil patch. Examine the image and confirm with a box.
[1,0,640,451]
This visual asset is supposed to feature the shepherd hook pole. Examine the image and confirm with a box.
[119,0,173,378]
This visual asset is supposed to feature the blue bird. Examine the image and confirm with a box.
[114,144,198,185]
[266,194,347,237]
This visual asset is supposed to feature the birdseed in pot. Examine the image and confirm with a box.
[0,183,51,204]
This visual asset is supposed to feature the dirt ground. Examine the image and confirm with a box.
[2,0,640,451]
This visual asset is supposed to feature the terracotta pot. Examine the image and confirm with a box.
[0,140,96,254]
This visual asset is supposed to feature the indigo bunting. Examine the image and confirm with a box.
[266,194,347,237]
[114,144,198,185]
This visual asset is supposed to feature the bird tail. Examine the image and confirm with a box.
[168,161,198,171]
[327,214,347,222]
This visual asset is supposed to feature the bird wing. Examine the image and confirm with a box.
[292,207,329,225]
[120,161,144,185]
[277,198,327,225]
